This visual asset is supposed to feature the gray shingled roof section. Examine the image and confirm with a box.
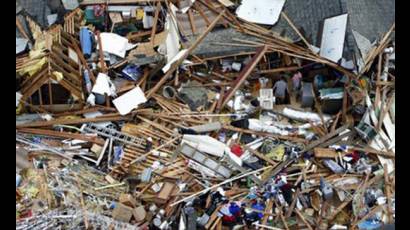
[191,0,346,58]
[345,0,395,43]
[191,0,395,61]
[18,0,51,27]
[190,27,261,58]
[271,0,344,47]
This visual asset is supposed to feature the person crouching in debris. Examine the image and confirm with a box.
[273,76,289,104]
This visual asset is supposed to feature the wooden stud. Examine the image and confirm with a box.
[151,1,162,45]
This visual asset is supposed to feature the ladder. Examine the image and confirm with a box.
[177,143,232,178]
[81,123,145,148]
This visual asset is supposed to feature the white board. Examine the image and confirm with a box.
[319,14,348,63]
[113,86,147,115]
[236,0,286,25]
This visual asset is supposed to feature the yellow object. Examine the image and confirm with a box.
[359,78,368,89]
[19,57,47,77]
[71,93,80,101]
[16,103,23,115]
[60,115,81,120]
[52,71,64,82]
[136,9,144,20]
[24,186,39,199]
[29,48,45,60]
[266,144,285,161]
[29,39,47,59]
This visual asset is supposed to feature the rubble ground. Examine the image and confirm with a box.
[16,0,395,229]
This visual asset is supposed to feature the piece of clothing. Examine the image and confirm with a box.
[273,80,288,98]
[276,96,285,105]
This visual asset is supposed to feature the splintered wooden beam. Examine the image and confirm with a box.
[96,31,107,73]
[146,9,226,99]
[194,3,211,27]
[17,128,106,145]
[16,114,132,128]
[187,9,197,35]
[217,45,268,111]
[151,1,162,45]
[80,0,163,4]
[261,200,274,226]
[281,12,311,50]
[16,17,30,40]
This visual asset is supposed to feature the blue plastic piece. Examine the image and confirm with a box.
[16,174,22,188]
[229,202,241,216]
[113,146,123,163]
[251,202,265,219]
[79,27,93,58]
[357,220,382,230]
[121,64,143,81]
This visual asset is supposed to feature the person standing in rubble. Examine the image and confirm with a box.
[272,76,289,104]
[292,71,302,92]
[292,71,303,100]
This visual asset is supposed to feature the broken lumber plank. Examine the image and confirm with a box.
[187,9,197,35]
[313,148,339,158]
[150,1,162,45]
[146,9,226,99]
[96,31,107,73]
[80,0,164,4]
[17,128,106,145]
[16,115,132,128]
[217,45,268,111]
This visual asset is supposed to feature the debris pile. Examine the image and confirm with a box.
[16,0,395,229]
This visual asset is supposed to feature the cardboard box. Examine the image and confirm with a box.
[112,203,133,222]
[119,193,137,208]
[156,182,175,204]
[132,206,147,222]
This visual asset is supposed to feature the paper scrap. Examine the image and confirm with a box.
[16,38,28,54]
[61,0,79,10]
[164,4,181,63]
[162,49,188,73]
[92,73,116,96]
[319,14,348,63]
[84,111,112,127]
[218,0,234,7]
[16,92,22,107]
[236,0,286,25]
[68,48,79,64]
[47,14,58,26]
[113,87,147,115]
[180,0,196,14]
[97,33,137,58]
[109,12,123,24]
